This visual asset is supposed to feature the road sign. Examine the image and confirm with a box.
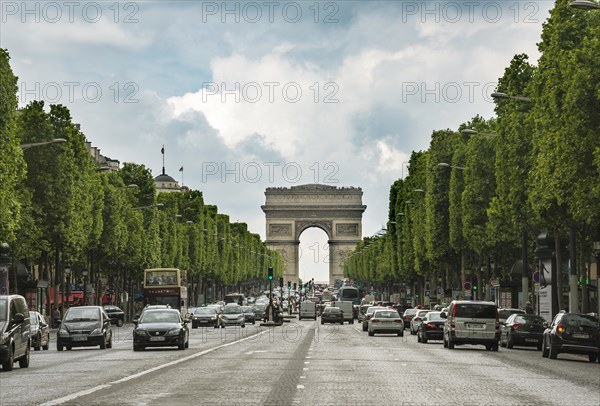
[463,281,472,291]
[424,290,430,297]
[490,278,500,287]
[533,271,540,284]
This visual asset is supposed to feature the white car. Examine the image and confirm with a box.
[410,310,431,335]
[368,310,404,337]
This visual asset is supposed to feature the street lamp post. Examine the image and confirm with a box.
[19,138,67,150]
[63,266,71,310]
[594,240,600,315]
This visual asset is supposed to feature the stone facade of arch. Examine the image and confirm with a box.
[261,184,366,286]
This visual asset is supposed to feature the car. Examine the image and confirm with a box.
[367,310,404,337]
[218,304,246,328]
[542,312,600,362]
[299,301,317,320]
[500,314,546,350]
[442,300,500,351]
[498,308,526,326]
[0,295,31,371]
[417,311,444,343]
[133,308,189,351]
[252,304,266,320]
[57,306,113,351]
[241,306,256,324]
[410,310,431,335]
[321,307,344,325]
[357,304,372,322]
[103,305,125,327]
[29,311,50,351]
[362,306,388,331]
[190,306,219,328]
[402,308,418,330]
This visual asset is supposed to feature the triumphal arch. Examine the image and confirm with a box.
[261,184,366,285]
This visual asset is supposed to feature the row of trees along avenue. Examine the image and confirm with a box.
[344,0,599,313]
[0,49,283,315]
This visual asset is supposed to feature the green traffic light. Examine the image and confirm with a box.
[472,285,478,291]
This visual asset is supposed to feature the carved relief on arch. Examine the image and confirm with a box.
[295,220,332,240]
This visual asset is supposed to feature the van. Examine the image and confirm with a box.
[299,301,317,320]
[441,300,500,351]
[0,295,31,371]
[332,301,354,324]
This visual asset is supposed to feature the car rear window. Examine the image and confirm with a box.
[374,311,399,318]
[403,309,417,317]
[454,304,497,319]
[564,314,599,328]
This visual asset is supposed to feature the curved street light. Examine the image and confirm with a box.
[491,92,532,102]
[20,138,67,150]
[132,203,164,210]
[570,0,600,10]
[461,129,497,137]
[438,162,465,170]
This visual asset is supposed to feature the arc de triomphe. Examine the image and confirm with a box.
[261,184,366,285]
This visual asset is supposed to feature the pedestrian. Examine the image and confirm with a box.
[523,301,534,315]
[53,306,61,328]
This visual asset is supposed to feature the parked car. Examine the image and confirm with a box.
[29,311,50,351]
[321,307,344,325]
[367,310,404,337]
[417,311,445,343]
[410,310,431,335]
[57,306,112,351]
[402,308,418,330]
[133,308,189,351]
[498,308,526,326]
[190,307,219,328]
[500,314,546,350]
[0,295,31,371]
[241,306,256,324]
[542,312,600,362]
[442,300,500,351]
[218,304,246,328]
[103,305,125,327]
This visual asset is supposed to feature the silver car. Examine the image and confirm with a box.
[410,310,431,335]
[368,310,404,337]
[218,304,246,328]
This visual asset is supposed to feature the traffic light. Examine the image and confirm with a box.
[472,279,478,291]
[293,282,297,290]
[268,267,273,280]
[279,277,284,287]
[287,280,291,289]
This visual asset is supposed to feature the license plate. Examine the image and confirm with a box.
[199,320,208,323]
[525,338,538,342]
[466,323,484,329]
[73,335,87,341]
[572,333,589,339]
[150,336,165,341]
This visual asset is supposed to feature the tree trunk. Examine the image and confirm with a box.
[554,228,564,311]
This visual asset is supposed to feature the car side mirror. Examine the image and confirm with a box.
[439,312,447,319]
[543,322,548,329]
[10,313,25,325]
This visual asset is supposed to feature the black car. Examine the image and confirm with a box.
[241,306,256,325]
[57,306,113,351]
[417,311,445,343]
[103,305,125,327]
[133,309,189,351]
[321,307,344,325]
[500,314,546,350]
[29,311,50,351]
[542,312,600,362]
[252,304,266,321]
[189,307,219,328]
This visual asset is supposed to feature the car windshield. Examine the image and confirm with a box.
[455,304,497,318]
[416,310,430,317]
[223,306,241,314]
[64,307,100,322]
[241,306,253,313]
[253,305,266,311]
[427,312,443,321]
[374,311,399,318]
[325,307,340,313]
[367,307,386,314]
[195,308,216,315]
[515,315,544,324]
[0,299,7,321]
[29,312,38,324]
[403,309,417,316]
[140,311,180,323]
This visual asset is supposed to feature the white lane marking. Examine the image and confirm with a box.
[300,376,306,379]
[304,361,310,364]
[297,385,305,389]
[303,367,309,370]
[305,356,311,359]
[40,329,270,406]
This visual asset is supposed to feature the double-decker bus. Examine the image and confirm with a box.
[143,268,188,315]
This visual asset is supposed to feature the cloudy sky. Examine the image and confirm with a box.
[2,0,554,283]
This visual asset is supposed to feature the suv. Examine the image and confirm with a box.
[441,300,500,351]
[542,312,600,362]
[0,295,31,371]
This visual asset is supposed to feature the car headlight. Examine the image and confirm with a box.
[0,332,8,344]
[91,328,102,335]
[58,329,70,337]
[166,328,181,336]
[135,329,149,337]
